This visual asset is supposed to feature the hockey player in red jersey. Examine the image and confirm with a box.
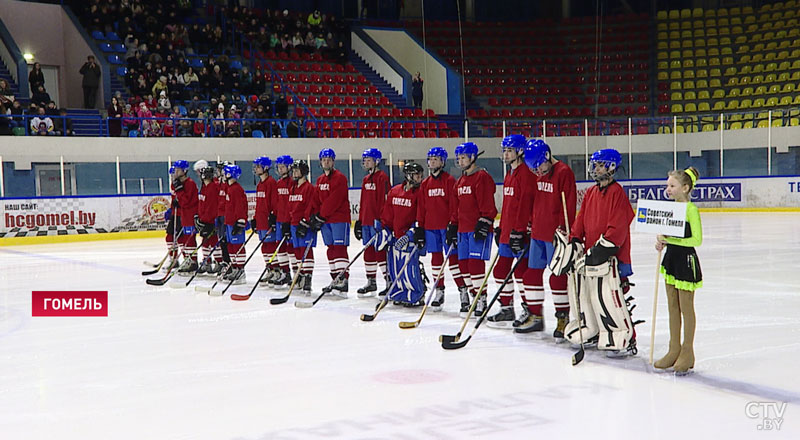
[448,142,498,318]
[486,135,535,329]
[376,162,426,306]
[561,148,638,357]
[314,148,351,298]
[193,160,221,276]
[164,171,181,271]
[355,148,390,298]
[252,156,280,285]
[273,155,295,287]
[513,139,578,335]
[223,164,250,285]
[215,162,231,271]
[414,146,468,312]
[290,160,319,294]
[170,160,199,274]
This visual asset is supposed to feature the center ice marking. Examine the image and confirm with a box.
[372,369,449,384]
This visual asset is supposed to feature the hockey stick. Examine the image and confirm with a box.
[169,233,220,289]
[438,251,500,345]
[270,242,314,305]
[196,230,256,294]
[399,244,455,329]
[141,223,183,276]
[211,228,274,296]
[360,245,419,322]
[561,191,585,366]
[145,245,200,286]
[649,248,663,365]
[143,252,168,268]
[231,236,288,301]
[295,234,378,308]
[441,244,530,349]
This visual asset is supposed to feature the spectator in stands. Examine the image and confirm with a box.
[211,65,224,94]
[0,79,14,106]
[53,108,73,136]
[136,101,153,133]
[275,93,288,119]
[412,72,423,108]
[178,117,192,137]
[28,63,45,94]
[304,31,315,51]
[269,32,279,49]
[193,110,206,137]
[225,105,241,137]
[122,103,137,133]
[308,10,322,28]
[212,103,226,136]
[242,104,255,137]
[314,33,327,50]
[45,101,58,117]
[80,55,101,109]
[31,107,54,135]
[182,67,199,88]
[124,35,139,64]
[0,104,11,135]
[252,69,265,96]
[133,74,149,97]
[239,66,253,95]
[334,41,347,64]
[31,86,52,108]
[280,33,292,52]
[107,96,123,137]
[152,75,168,97]
[143,93,156,110]
[8,100,23,127]
[157,91,171,112]
[167,68,183,103]
[162,117,175,137]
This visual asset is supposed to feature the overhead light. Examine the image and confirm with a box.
[23,53,34,61]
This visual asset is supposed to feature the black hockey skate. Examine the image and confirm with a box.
[487,306,515,329]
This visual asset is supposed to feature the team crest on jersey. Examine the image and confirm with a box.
[364,183,376,191]
[458,186,472,195]
[319,183,330,191]
[538,181,553,193]
[428,188,445,197]
[289,194,303,202]
[393,197,412,207]
[503,187,514,196]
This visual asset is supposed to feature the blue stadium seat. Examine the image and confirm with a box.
[230,60,243,70]
[116,67,128,77]
[252,130,264,138]
[99,43,114,53]
[128,130,139,137]
[106,31,120,41]
[91,30,105,40]
[107,55,122,65]
[189,58,203,68]
[178,106,187,116]
[115,43,127,53]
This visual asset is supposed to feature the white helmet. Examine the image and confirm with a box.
[193,160,209,171]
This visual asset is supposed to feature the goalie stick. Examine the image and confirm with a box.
[269,243,314,305]
[438,251,500,346]
[360,245,419,322]
[562,191,585,366]
[294,234,378,308]
[398,243,455,329]
[230,236,288,301]
[195,230,256,294]
[210,228,274,296]
[441,245,529,349]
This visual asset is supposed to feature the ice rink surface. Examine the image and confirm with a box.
[1,212,799,439]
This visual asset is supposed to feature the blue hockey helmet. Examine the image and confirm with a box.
[362,148,382,160]
[589,148,622,181]
[275,155,294,166]
[427,146,448,161]
[454,142,479,158]
[224,163,243,180]
[524,139,552,170]
[319,148,336,160]
[501,134,527,152]
[169,166,175,175]
[253,156,272,169]
[171,160,190,173]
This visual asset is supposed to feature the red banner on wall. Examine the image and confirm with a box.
[32,291,108,317]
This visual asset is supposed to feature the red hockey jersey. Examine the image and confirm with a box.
[570,181,634,265]
[289,180,319,225]
[224,181,248,226]
[359,169,390,225]
[254,176,277,229]
[417,171,457,231]
[217,179,227,218]
[316,168,350,223]
[382,183,420,238]
[453,168,498,233]
[531,160,577,242]
[498,164,536,243]
[275,175,295,223]
[197,179,220,223]
[175,177,198,227]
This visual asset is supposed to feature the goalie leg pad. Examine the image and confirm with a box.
[564,273,599,345]
[387,246,424,304]
[587,258,634,351]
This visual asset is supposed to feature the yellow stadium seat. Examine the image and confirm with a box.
[683,80,695,89]
[670,60,681,69]
[740,64,753,75]
[751,53,764,63]
[696,79,708,88]
[730,6,741,15]
[658,22,668,31]
[740,54,752,64]
[753,43,765,52]
[708,47,720,57]
[740,76,751,85]
[682,40,694,48]
[726,100,739,109]
[719,8,728,16]
[702,124,716,131]
[685,91,697,100]
[781,83,794,93]
[695,58,708,68]
[754,98,766,107]
[724,66,737,76]
[713,101,725,110]
[753,76,765,85]
[721,46,733,55]
[755,85,767,95]
[767,97,779,106]
[698,102,711,112]
[709,57,720,66]
[669,21,679,30]
[693,29,705,38]
[786,1,796,9]
[670,70,682,79]
[719,17,730,26]
[758,111,770,120]
[695,38,706,47]
[763,21,774,31]
[671,81,682,90]
[726,77,739,86]
[658,71,669,80]
[792,60,800,69]
[765,31,775,40]
[729,87,741,97]
[719,27,731,36]
[657,10,668,20]
[742,87,754,96]
[705,18,716,27]
[786,10,796,19]
[791,71,800,80]
[731,17,742,26]
[795,95,800,104]
[682,49,694,58]
[722,56,734,65]
[684,69,696,79]
[698,90,710,99]
[705,8,716,17]
[671,103,684,113]
[743,120,754,129]
[681,30,692,39]
[669,10,680,19]
[681,8,691,18]
[658,31,668,40]
[740,98,752,108]
[693,20,703,28]
[766,62,778,72]
[765,73,777,83]
[768,84,780,94]
[671,91,683,100]
[730,121,743,130]
[683,59,695,68]
[696,68,708,78]
[735,35,747,44]
[720,37,732,46]
[766,42,778,51]
[695,48,707,57]
[745,15,756,26]
[669,30,680,39]
[658,51,668,60]
[757,120,769,128]
[692,8,703,18]
[778,61,790,71]
[737,44,750,53]
[791,117,799,126]
[712,89,725,98]
[670,50,681,59]
[772,119,782,127]
[658,61,668,70]
[709,74,722,84]
[780,96,793,105]
[685,103,697,112]
[708,28,718,37]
